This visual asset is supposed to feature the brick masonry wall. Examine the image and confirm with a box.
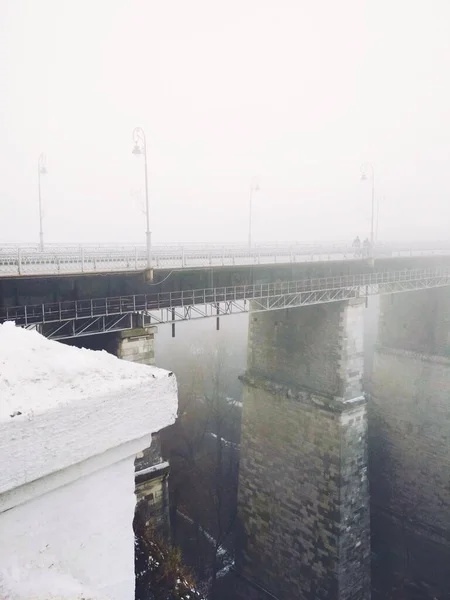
[237,300,370,600]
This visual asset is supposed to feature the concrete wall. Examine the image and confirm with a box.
[370,288,450,598]
[0,454,136,600]
[237,301,370,600]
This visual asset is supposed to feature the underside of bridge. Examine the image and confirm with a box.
[236,300,370,600]
[2,255,450,309]
[370,287,450,599]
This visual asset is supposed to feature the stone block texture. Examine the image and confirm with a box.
[135,434,170,536]
[370,288,450,598]
[237,301,370,600]
[247,300,364,401]
[116,327,156,366]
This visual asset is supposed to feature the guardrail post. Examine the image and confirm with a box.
[208,251,212,266]
[81,246,85,273]
[17,248,22,276]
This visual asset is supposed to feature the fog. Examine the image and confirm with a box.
[1,0,450,245]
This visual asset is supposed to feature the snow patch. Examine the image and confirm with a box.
[0,321,169,421]
[135,461,170,477]
[0,564,110,599]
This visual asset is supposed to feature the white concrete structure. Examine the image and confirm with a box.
[0,322,178,600]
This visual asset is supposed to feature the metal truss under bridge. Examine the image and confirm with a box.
[2,266,450,340]
[1,242,450,277]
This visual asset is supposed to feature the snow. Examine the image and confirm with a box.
[0,323,179,600]
[0,321,170,421]
[0,323,177,496]
[135,461,170,478]
[0,567,109,599]
[207,432,239,450]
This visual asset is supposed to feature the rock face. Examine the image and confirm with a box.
[0,323,178,600]
[236,301,371,600]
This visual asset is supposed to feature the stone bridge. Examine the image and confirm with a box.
[1,254,450,599]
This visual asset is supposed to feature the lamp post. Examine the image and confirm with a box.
[132,127,151,269]
[248,176,260,248]
[360,163,375,258]
[38,153,47,251]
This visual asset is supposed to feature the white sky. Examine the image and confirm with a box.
[1,0,449,244]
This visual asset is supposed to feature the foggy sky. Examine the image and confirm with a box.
[1,0,449,245]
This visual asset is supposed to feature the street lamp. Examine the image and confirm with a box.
[38,153,47,251]
[248,176,260,248]
[360,163,375,258]
[132,127,151,270]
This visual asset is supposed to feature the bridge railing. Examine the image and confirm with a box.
[0,245,354,276]
[2,266,449,328]
[1,242,450,276]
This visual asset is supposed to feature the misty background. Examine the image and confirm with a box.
[1,0,450,246]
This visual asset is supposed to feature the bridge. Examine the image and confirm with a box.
[2,266,450,340]
[2,241,450,599]
[1,241,450,277]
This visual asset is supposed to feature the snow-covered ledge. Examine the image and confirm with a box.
[0,323,178,600]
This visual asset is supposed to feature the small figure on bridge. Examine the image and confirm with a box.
[363,237,370,257]
[352,236,361,257]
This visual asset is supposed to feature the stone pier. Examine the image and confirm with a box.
[116,325,157,366]
[236,300,371,600]
[61,322,157,367]
[370,287,450,598]
[114,325,173,536]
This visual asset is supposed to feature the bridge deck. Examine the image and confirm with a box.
[3,266,450,340]
[1,243,449,278]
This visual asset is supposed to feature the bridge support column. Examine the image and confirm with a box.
[370,287,450,598]
[115,326,157,366]
[113,324,171,536]
[236,300,370,600]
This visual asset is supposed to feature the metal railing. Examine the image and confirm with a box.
[3,267,450,341]
[1,242,450,277]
